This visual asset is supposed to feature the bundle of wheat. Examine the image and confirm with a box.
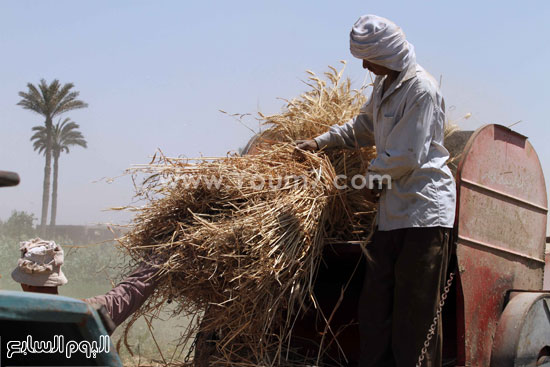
[119,143,341,364]
[116,62,457,366]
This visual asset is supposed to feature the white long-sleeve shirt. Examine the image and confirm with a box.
[315,63,456,230]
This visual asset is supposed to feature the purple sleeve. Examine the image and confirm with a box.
[84,263,159,327]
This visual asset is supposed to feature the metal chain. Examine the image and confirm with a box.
[415,271,455,367]
[184,334,198,364]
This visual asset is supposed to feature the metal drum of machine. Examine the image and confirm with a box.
[454,124,549,367]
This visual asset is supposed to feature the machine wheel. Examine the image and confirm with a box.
[491,292,550,367]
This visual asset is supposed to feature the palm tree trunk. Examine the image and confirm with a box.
[50,151,59,227]
[40,118,52,231]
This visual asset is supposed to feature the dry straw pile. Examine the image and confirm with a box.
[117,62,382,366]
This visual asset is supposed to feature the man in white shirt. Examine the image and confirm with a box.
[297,15,456,367]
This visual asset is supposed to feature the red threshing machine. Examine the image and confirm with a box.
[289,124,550,367]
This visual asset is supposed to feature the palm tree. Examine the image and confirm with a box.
[31,118,87,226]
[18,80,88,229]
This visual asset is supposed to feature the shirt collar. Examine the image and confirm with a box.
[380,62,418,103]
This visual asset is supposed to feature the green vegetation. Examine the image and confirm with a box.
[0,210,36,240]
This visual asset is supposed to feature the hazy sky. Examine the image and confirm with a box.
[1,1,549,230]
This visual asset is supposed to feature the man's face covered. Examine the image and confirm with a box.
[362,59,395,76]
[350,15,416,73]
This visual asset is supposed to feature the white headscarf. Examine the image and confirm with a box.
[349,15,415,72]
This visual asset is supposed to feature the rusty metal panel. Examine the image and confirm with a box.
[455,125,548,366]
